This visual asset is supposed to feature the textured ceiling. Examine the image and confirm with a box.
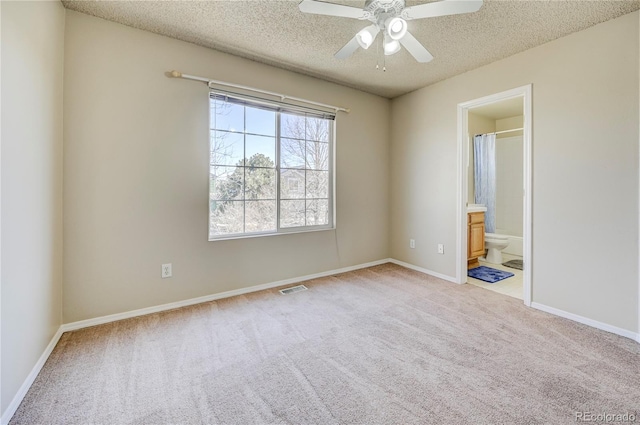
[61,0,640,98]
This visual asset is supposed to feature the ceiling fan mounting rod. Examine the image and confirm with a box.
[364,0,405,23]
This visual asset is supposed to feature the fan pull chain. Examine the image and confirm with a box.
[376,37,379,70]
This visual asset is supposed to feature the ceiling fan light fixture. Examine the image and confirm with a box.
[383,35,401,56]
[386,17,407,41]
[302,0,485,64]
[356,26,376,49]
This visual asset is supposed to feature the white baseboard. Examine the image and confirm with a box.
[7,261,634,425]
[61,258,392,332]
[388,258,457,283]
[1,327,64,425]
[2,258,392,425]
[531,302,640,342]
[62,258,460,334]
[389,260,640,344]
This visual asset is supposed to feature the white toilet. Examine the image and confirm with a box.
[484,233,510,264]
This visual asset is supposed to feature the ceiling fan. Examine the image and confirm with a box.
[299,0,483,63]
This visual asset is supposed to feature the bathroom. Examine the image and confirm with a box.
[467,97,524,299]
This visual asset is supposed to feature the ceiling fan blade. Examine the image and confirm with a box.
[402,0,483,20]
[335,36,361,59]
[299,0,366,19]
[400,32,434,63]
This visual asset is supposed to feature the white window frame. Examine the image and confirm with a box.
[208,92,336,241]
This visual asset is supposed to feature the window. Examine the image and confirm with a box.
[209,93,334,240]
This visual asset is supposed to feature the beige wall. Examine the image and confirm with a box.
[391,12,639,332]
[495,134,523,237]
[1,1,65,415]
[496,116,524,137]
[63,11,390,323]
[1,5,637,421]
[495,115,524,238]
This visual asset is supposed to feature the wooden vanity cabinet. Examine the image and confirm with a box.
[468,212,485,269]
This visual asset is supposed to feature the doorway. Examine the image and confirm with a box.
[456,85,532,306]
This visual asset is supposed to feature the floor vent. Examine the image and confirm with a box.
[279,285,308,295]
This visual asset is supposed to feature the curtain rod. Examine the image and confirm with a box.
[477,127,524,136]
[474,127,524,136]
[168,70,350,114]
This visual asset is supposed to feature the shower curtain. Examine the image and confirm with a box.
[474,134,496,233]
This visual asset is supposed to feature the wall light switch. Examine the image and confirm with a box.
[437,244,444,254]
[162,263,172,278]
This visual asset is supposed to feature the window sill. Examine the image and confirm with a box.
[208,226,336,242]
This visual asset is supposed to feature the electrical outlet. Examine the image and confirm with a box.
[437,244,444,254]
[161,263,172,278]
[409,239,416,249]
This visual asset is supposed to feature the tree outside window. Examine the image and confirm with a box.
[209,95,334,239]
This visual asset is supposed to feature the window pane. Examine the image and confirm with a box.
[305,117,329,142]
[245,200,276,233]
[245,167,275,200]
[280,200,305,228]
[211,166,243,200]
[213,101,244,133]
[280,169,305,199]
[306,199,329,226]
[211,131,244,166]
[281,113,306,139]
[210,200,244,236]
[209,96,333,238]
[280,138,305,169]
[246,135,275,165]
[306,141,329,170]
[246,106,275,137]
[306,170,329,199]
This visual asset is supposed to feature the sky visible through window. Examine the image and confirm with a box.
[211,101,275,135]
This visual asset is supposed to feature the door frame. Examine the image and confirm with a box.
[455,85,533,306]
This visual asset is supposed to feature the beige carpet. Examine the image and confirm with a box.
[11,264,640,424]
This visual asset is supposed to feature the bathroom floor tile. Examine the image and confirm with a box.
[468,254,524,300]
